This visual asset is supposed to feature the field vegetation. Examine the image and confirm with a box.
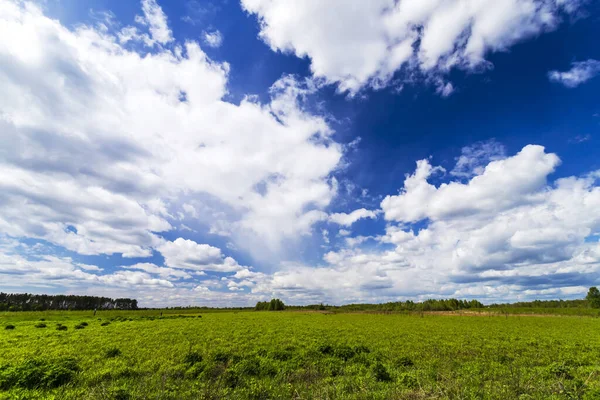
[2,308,600,399]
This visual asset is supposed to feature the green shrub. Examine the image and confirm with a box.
[399,372,418,388]
[105,348,122,358]
[234,357,261,377]
[111,387,131,400]
[221,369,240,388]
[74,324,85,330]
[0,358,79,390]
[372,363,392,382]
[34,322,47,328]
[4,325,15,330]
[212,351,231,363]
[353,345,371,354]
[80,322,88,326]
[56,325,68,331]
[395,355,414,367]
[317,344,333,355]
[101,321,110,326]
[548,362,573,380]
[333,345,356,361]
[183,351,202,365]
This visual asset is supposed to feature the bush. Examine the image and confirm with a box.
[74,324,85,330]
[56,325,68,331]
[101,321,110,326]
[111,387,131,400]
[80,322,88,326]
[395,356,414,367]
[34,323,47,328]
[212,351,231,363]
[183,351,202,365]
[0,358,80,390]
[4,325,15,330]
[372,363,392,382]
[234,357,261,377]
[333,345,356,361]
[317,344,333,355]
[105,348,122,358]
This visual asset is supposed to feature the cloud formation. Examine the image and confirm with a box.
[203,30,223,48]
[242,0,583,94]
[0,0,342,260]
[256,146,599,304]
[548,59,600,88]
[0,0,598,307]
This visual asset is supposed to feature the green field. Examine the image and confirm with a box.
[1,311,600,399]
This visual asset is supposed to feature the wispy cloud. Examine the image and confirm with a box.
[549,60,600,88]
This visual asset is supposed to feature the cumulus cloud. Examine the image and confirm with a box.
[1,0,599,307]
[0,0,342,261]
[242,0,583,94]
[329,208,378,226]
[381,145,560,223]
[203,30,223,48]
[240,145,600,305]
[157,238,243,272]
[548,59,600,88]
[0,249,174,291]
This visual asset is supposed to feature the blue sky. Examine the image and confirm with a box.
[0,0,599,306]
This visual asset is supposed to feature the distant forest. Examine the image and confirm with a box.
[489,299,589,308]
[0,293,138,311]
[1,290,598,312]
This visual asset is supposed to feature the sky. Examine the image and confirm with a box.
[0,0,599,307]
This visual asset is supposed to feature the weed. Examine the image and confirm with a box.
[56,325,68,331]
[183,351,202,365]
[34,323,47,328]
[105,348,122,358]
[373,363,392,382]
[395,355,414,367]
[4,325,15,330]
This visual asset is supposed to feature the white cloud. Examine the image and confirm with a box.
[548,59,600,88]
[0,0,343,263]
[451,139,506,178]
[203,30,223,48]
[139,0,173,44]
[1,0,599,306]
[236,145,600,305]
[381,145,560,223]
[242,0,582,94]
[0,250,174,290]
[329,208,378,226]
[157,238,243,272]
[122,262,193,279]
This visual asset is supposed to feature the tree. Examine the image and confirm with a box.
[587,287,600,308]
[255,299,285,311]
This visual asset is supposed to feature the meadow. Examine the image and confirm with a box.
[1,310,600,399]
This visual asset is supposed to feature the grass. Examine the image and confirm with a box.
[1,311,600,399]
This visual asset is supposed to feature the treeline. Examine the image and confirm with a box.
[488,299,589,309]
[289,298,485,312]
[255,299,285,311]
[0,293,138,311]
